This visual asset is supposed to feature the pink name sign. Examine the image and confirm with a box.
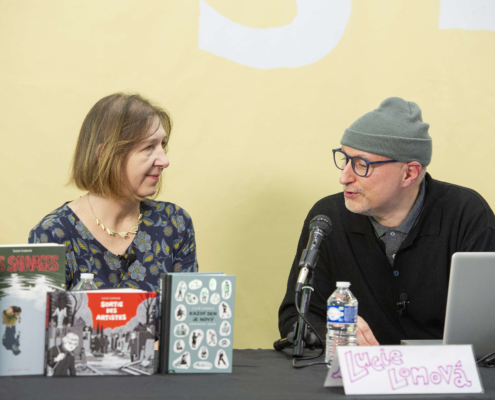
[324,345,483,395]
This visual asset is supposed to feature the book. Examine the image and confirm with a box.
[159,272,235,373]
[45,289,157,376]
[0,244,66,376]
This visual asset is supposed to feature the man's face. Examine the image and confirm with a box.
[338,146,406,218]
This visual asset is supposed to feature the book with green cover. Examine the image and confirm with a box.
[0,244,66,376]
[159,272,235,373]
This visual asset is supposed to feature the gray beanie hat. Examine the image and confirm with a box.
[340,97,432,167]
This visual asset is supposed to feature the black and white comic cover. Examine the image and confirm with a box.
[46,290,156,376]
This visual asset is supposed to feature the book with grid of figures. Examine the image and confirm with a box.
[0,244,66,376]
[45,289,157,376]
[159,272,235,373]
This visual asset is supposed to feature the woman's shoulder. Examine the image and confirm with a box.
[142,200,193,220]
[32,202,76,227]
[139,200,194,239]
[28,202,76,243]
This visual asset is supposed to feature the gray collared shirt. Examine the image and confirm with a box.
[369,179,426,265]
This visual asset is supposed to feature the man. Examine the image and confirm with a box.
[2,306,22,355]
[47,332,79,376]
[128,332,139,362]
[278,97,495,346]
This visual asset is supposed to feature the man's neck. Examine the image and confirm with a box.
[373,183,422,228]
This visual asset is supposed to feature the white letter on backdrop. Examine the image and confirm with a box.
[198,0,351,69]
[439,0,495,31]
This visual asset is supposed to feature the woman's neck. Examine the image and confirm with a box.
[87,193,141,231]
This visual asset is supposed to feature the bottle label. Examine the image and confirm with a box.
[327,305,357,323]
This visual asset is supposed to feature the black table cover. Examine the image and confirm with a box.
[1,349,494,400]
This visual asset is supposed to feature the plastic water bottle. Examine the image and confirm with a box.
[73,273,99,290]
[325,281,358,365]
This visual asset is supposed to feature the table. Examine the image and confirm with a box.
[1,349,494,400]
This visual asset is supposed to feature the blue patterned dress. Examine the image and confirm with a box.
[28,200,198,292]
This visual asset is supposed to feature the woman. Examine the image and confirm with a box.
[29,93,197,291]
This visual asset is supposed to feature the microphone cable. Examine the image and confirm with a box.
[477,351,495,368]
[291,291,330,369]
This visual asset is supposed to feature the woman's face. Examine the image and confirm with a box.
[125,117,169,198]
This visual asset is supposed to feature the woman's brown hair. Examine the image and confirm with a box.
[69,93,172,200]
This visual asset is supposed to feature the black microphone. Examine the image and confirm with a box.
[126,253,137,267]
[295,215,332,293]
[397,293,409,317]
[119,253,137,279]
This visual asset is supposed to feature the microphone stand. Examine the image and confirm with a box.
[292,270,321,356]
[274,256,322,355]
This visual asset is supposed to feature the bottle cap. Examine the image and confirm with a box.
[336,281,350,288]
[80,273,95,280]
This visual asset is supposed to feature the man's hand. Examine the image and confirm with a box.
[357,316,379,346]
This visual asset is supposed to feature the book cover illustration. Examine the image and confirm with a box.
[0,244,66,376]
[162,273,235,373]
[46,290,156,376]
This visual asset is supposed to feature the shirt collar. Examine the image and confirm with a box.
[368,178,426,236]
[348,175,441,237]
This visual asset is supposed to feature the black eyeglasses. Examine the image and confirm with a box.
[332,148,398,177]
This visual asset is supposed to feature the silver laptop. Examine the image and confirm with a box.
[443,252,495,359]
[402,252,495,359]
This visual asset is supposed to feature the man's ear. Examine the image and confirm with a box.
[402,162,422,188]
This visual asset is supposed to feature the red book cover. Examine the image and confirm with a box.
[45,290,156,376]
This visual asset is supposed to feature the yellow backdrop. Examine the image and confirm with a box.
[1,0,494,348]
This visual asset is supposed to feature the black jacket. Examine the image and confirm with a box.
[278,174,495,345]
[47,345,76,376]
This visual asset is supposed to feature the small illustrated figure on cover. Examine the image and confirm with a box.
[2,306,22,355]
[95,330,103,357]
[116,333,123,354]
[80,347,87,363]
[128,332,139,362]
[224,281,229,298]
[112,333,119,351]
[102,335,109,354]
[208,331,216,345]
[90,331,98,355]
[191,332,201,349]
[52,306,67,330]
[173,353,189,368]
[47,333,79,376]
